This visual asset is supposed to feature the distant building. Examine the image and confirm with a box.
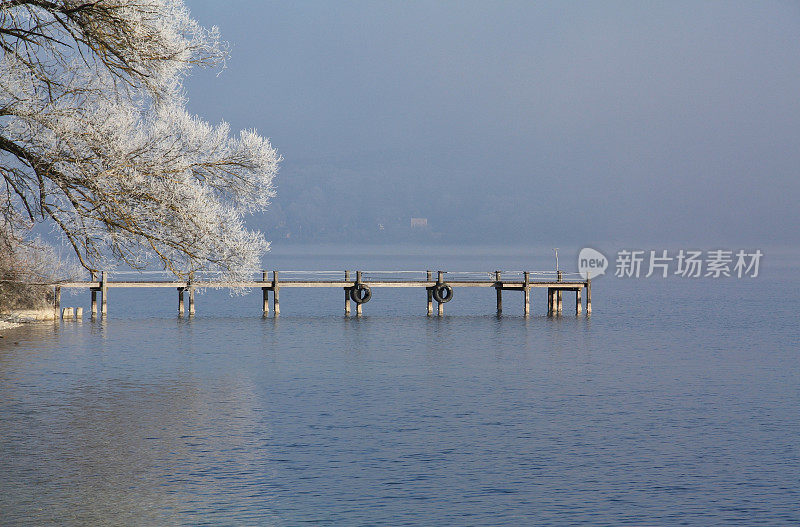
[410,217,428,228]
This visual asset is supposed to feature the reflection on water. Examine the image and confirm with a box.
[1,271,799,525]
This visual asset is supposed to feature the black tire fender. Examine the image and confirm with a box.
[432,283,454,303]
[350,284,372,304]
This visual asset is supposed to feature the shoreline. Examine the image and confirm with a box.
[0,309,56,332]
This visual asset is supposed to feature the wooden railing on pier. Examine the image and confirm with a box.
[52,270,591,318]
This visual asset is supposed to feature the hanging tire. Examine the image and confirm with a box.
[350,284,372,304]
[433,283,454,303]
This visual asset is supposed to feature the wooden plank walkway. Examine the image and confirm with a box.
[52,270,592,318]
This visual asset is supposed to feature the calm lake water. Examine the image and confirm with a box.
[1,246,798,525]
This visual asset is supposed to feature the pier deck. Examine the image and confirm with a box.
[51,270,592,318]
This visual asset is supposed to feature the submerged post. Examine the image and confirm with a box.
[261,270,270,316]
[586,278,592,315]
[523,271,530,316]
[272,270,280,316]
[557,290,563,315]
[356,271,363,316]
[188,285,195,316]
[495,271,502,315]
[547,287,554,316]
[90,271,97,317]
[426,270,433,316]
[100,271,107,317]
[344,270,351,316]
[576,287,582,315]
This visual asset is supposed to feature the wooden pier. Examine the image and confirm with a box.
[52,270,591,318]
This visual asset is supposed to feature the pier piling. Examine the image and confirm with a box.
[262,270,269,316]
[495,271,502,315]
[90,271,97,317]
[523,271,530,316]
[272,271,280,316]
[100,271,107,317]
[426,270,433,316]
[178,287,185,316]
[437,271,445,316]
[344,270,351,316]
[53,285,61,319]
[356,271,363,316]
[586,278,592,315]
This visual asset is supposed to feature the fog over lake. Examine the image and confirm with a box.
[184,1,799,247]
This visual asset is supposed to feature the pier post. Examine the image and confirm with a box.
[523,271,530,316]
[437,271,444,316]
[556,271,563,315]
[272,271,280,316]
[356,271,363,316]
[54,285,61,319]
[426,270,433,316]
[90,271,97,317]
[495,271,502,315]
[344,271,351,316]
[178,287,185,316]
[586,278,592,315]
[262,270,270,317]
[188,286,195,316]
[100,271,107,317]
[547,288,554,316]
[576,288,582,315]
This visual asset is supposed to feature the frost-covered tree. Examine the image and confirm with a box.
[0,0,279,280]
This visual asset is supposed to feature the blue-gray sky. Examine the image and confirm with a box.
[184,1,800,246]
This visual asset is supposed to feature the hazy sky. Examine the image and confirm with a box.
[184,1,800,246]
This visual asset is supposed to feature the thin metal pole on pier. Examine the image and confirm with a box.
[344,270,351,316]
[495,271,502,315]
[262,270,270,316]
